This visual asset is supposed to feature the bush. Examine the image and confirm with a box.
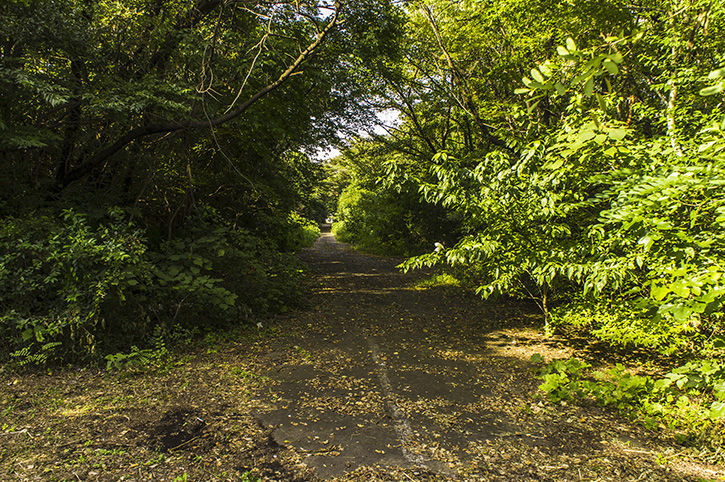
[533,355,725,456]
[333,183,437,256]
[154,209,307,327]
[0,209,152,364]
[284,212,321,250]
[249,210,320,252]
[0,207,307,366]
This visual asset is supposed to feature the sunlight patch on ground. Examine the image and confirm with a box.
[59,405,93,418]
[435,349,488,364]
[484,328,574,362]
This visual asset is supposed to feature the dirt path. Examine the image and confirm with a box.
[0,229,720,481]
[253,228,715,480]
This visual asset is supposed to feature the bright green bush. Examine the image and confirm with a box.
[396,43,725,355]
[250,210,320,252]
[333,182,452,256]
[285,212,321,250]
[333,184,409,254]
[533,355,725,454]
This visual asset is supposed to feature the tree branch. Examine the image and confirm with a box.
[61,1,342,188]
[419,1,512,153]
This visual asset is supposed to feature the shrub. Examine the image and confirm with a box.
[0,207,307,366]
[249,210,320,252]
[533,355,725,455]
[333,183,430,256]
[0,208,152,364]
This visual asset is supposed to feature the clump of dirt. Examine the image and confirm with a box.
[141,406,210,452]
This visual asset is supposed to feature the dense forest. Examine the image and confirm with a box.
[333,0,725,357]
[0,0,403,363]
[2,0,725,472]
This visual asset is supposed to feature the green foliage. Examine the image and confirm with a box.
[272,213,320,251]
[0,0,404,368]
[329,140,461,256]
[368,1,725,355]
[333,183,412,255]
[414,273,462,290]
[533,354,725,450]
[0,207,308,366]
[239,471,262,482]
[156,208,308,323]
[0,208,152,364]
[105,342,168,372]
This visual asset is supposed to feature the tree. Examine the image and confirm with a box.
[337,0,725,354]
[0,0,406,364]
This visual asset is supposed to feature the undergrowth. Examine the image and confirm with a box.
[532,354,725,463]
[0,206,317,367]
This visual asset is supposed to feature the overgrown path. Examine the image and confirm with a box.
[254,228,713,480]
[0,228,719,481]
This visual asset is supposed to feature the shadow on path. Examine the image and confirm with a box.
[255,229,706,481]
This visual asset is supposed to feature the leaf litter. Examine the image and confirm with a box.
[1,228,722,481]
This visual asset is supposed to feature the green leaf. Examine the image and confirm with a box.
[530,353,545,364]
[651,285,669,301]
[714,380,725,401]
[709,401,725,419]
[671,306,690,322]
[700,84,723,96]
[514,88,531,95]
[545,158,565,170]
[566,37,577,52]
[608,128,627,141]
[531,68,544,83]
[638,235,654,251]
[603,60,619,75]
[707,68,725,80]
[583,77,594,96]
[557,46,569,56]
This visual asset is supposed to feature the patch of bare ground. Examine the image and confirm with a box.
[1,227,723,481]
[0,342,316,481]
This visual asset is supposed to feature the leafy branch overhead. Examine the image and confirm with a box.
[60,1,344,187]
[334,0,725,355]
[1,0,402,189]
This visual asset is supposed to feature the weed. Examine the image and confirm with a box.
[144,452,166,466]
[532,354,725,460]
[415,273,462,289]
[240,471,262,482]
[293,345,311,360]
[229,367,271,383]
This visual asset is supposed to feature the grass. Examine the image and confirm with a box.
[414,273,462,289]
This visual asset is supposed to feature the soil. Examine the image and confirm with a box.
[1,226,723,481]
